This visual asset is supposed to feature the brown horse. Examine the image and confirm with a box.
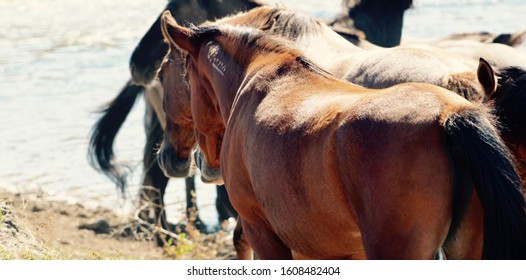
[158,12,526,259]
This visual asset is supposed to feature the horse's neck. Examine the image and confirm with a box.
[209,35,352,122]
[213,52,325,121]
[243,53,354,101]
[202,44,249,124]
[355,12,404,47]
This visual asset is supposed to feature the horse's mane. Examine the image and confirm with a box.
[190,23,332,78]
[266,7,324,40]
[211,6,325,41]
[344,0,413,11]
[492,66,526,142]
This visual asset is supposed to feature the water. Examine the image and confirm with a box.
[1,0,524,226]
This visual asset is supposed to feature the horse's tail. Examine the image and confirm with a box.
[444,109,526,259]
[88,79,144,194]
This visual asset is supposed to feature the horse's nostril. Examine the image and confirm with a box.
[157,146,191,178]
[156,149,167,169]
[193,149,200,169]
[193,149,206,170]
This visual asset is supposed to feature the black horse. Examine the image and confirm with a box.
[330,0,526,49]
[329,0,413,47]
[88,0,263,245]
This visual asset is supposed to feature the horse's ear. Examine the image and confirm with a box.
[477,57,497,96]
[161,11,198,55]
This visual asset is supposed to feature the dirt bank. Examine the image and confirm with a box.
[0,190,236,260]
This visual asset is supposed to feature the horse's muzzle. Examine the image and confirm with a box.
[157,146,192,178]
[194,148,224,185]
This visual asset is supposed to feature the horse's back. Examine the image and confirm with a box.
[343,46,477,89]
[434,40,526,68]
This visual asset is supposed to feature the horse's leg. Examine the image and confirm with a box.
[184,176,207,232]
[140,98,170,246]
[215,184,238,223]
[141,159,170,244]
[241,216,293,260]
[355,134,453,259]
[233,219,253,260]
[359,182,452,259]
[144,81,208,233]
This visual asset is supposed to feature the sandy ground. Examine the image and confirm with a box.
[0,190,236,260]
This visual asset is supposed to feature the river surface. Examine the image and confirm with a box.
[1,0,524,226]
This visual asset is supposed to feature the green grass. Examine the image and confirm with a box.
[163,233,195,259]
[0,246,14,260]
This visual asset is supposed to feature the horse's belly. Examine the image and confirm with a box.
[276,217,366,260]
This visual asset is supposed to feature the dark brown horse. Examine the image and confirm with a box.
[158,12,526,259]
[330,0,413,47]
[327,3,526,70]
[491,66,526,185]
[331,0,526,49]
[88,0,262,244]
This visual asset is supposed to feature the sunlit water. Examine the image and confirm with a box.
[1,0,524,227]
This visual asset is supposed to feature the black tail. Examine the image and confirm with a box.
[445,110,526,259]
[88,79,144,194]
